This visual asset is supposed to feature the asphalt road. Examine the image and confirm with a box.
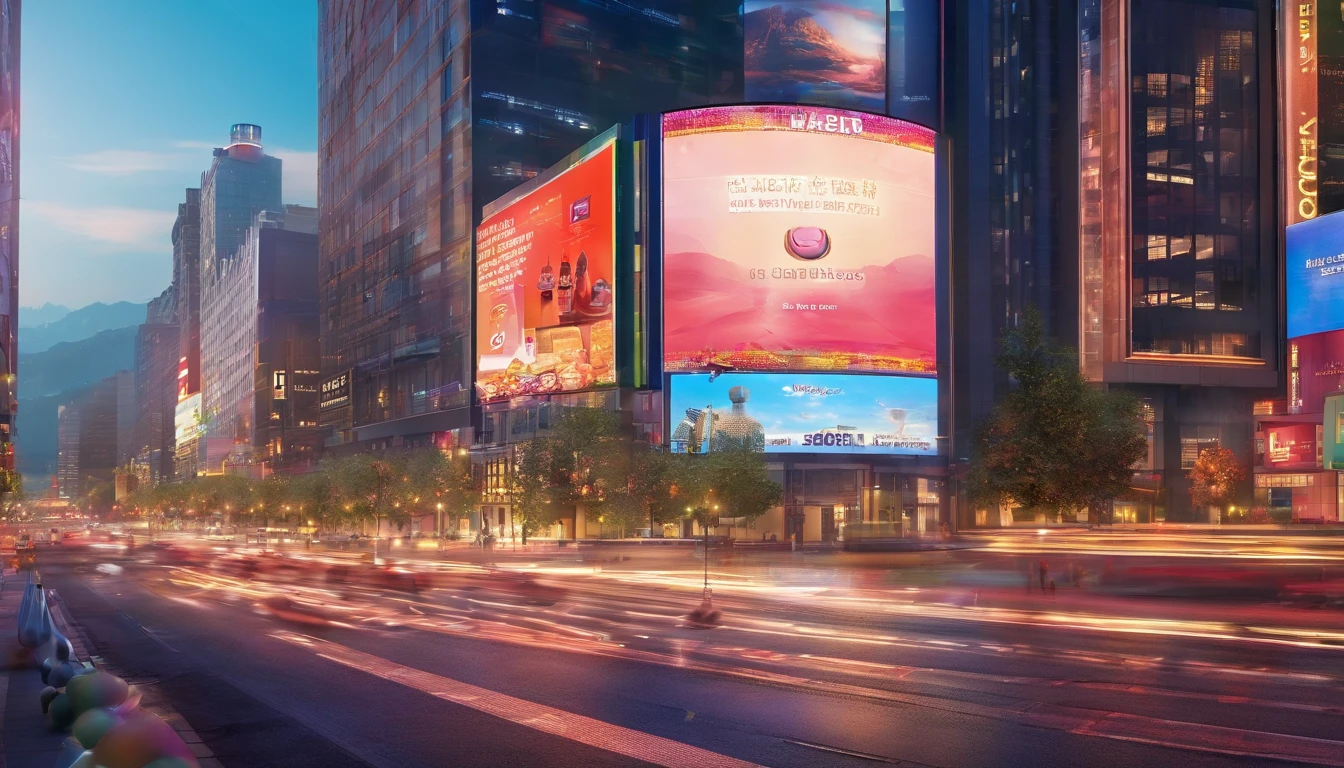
[25,546,1344,768]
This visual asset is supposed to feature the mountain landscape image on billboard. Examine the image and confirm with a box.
[745,0,887,111]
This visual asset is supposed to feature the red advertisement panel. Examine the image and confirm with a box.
[1265,423,1318,468]
[475,137,617,402]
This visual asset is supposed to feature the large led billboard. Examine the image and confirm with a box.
[662,105,937,376]
[475,131,617,403]
[669,372,936,455]
[1286,209,1344,339]
[174,392,204,445]
[744,1,887,111]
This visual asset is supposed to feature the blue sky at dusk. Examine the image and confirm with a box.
[20,0,318,309]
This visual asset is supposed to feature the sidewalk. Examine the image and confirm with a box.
[0,571,61,768]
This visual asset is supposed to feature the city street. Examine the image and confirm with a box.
[8,533,1344,767]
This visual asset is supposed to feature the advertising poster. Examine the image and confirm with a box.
[174,392,204,445]
[744,0,887,111]
[1264,423,1320,468]
[1286,209,1344,338]
[475,135,617,403]
[662,105,937,375]
[669,372,936,455]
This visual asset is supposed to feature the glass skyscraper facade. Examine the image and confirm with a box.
[200,124,283,275]
[317,0,741,445]
[1128,0,1263,359]
[0,0,17,483]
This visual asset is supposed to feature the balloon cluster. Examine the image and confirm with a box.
[19,572,199,768]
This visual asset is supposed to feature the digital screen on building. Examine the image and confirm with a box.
[1291,330,1344,412]
[1264,423,1319,468]
[1286,209,1344,338]
[475,130,617,403]
[1284,0,1319,225]
[669,372,936,455]
[662,105,937,375]
[744,0,887,111]
[174,392,204,445]
[888,0,939,127]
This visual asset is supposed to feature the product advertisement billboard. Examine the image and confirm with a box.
[1286,209,1344,339]
[744,0,887,111]
[662,105,937,376]
[475,131,617,403]
[669,372,936,455]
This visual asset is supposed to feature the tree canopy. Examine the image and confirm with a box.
[969,307,1149,521]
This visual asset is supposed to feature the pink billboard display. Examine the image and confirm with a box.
[661,105,937,375]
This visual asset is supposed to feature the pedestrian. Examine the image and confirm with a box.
[1048,579,1056,595]
[1038,560,1049,593]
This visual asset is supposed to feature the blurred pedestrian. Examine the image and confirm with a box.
[1038,560,1049,593]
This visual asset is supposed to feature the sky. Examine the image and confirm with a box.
[19,0,319,310]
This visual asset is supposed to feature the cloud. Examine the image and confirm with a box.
[61,149,188,175]
[25,201,175,250]
[272,148,318,205]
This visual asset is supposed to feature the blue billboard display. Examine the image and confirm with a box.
[1287,209,1344,339]
[669,372,936,455]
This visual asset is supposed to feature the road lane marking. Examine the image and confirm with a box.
[270,631,763,768]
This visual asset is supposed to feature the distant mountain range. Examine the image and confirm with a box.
[19,326,138,399]
[20,301,147,354]
[19,303,72,328]
[15,325,139,484]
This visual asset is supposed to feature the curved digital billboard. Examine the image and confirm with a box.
[669,372,937,456]
[475,131,617,403]
[661,105,937,376]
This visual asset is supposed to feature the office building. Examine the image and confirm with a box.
[316,0,742,451]
[200,207,321,474]
[173,188,201,403]
[200,124,282,275]
[947,0,1279,524]
[55,375,119,501]
[0,0,17,485]
[134,289,180,485]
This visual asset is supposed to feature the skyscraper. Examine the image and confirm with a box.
[200,207,321,473]
[200,124,282,279]
[0,0,19,489]
[134,289,180,485]
[316,0,741,449]
[172,188,201,402]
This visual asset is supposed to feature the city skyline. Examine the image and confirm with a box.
[18,0,317,309]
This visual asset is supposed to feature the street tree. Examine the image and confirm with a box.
[406,447,479,536]
[1189,445,1245,517]
[510,438,560,544]
[969,307,1148,521]
[704,448,781,528]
